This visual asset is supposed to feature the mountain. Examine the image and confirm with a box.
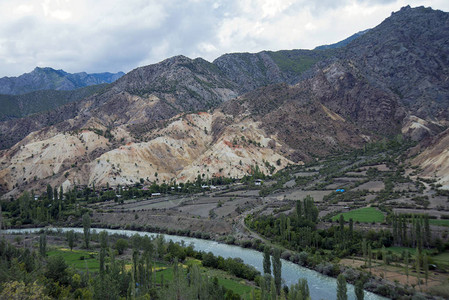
[1,6,449,197]
[0,67,124,95]
[314,29,370,50]
[340,5,449,125]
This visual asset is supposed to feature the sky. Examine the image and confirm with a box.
[0,0,448,77]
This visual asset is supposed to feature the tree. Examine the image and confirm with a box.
[270,277,276,300]
[53,188,58,204]
[263,246,271,275]
[362,238,367,266]
[82,213,91,249]
[0,281,50,300]
[66,230,75,251]
[355,280,364,300]
[337,274,347,300]
[423,253,429,286]
[99,231,109,249]
[339,214,345,233]
[368,245,372,274]
[271,248,282,295]
[59,186,64,202]
[39,234,47,257]
[116,239,128,255]
[45,255,68,284]
[349,218,354,238]
[46,184,53,201]
[404,250,409,284]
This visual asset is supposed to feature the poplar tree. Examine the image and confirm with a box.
[423,253,429,286]
[424,215,430,248]
[59,186,64,201]
[272,248,282,295]
[46,184,53,201]
[270,278,276,300]
[404,250,409,284]
[67,230,75,251]
[362,239,367,266]
[82,213,91,249]
[368,245,372,274]
[337,274,348,300]
[355,280,364,300]
[39,234,46,256]
[263,246,271,275]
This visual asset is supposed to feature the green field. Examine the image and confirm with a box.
[332,207,385,223]
[429,219,449,227]
[47,248,100,272]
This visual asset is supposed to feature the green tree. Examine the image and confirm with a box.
[270,277,276,300]
[99,231,109,249]
[263,246,271,275]
[404,250,409,284]
[59,186,64,202]
[45,255,68,284]
[337,274,347,300]
[82,213,91,249]
[39,234,47,257]
[115,239,128,255]
[46,184,53,201]
[66,230,75,251]
[272,248,282,295]
[423,253,429,286]
[355,280,364,300]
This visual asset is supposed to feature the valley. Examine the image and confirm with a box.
[1,5,449,300]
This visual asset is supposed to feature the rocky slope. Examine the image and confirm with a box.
[340,6,449,125]
[0,67,124,95]
[411,128,449,189]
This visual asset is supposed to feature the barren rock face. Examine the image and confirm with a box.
[412,128,449,189]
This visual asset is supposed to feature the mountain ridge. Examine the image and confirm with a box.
[0,67,124,95]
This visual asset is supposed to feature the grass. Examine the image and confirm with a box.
[47,248,99,272]
[332,206,385,223]
[217,277,252,296]
[429,219,449,227]
[432,252,449,268]
[384,246,418,255]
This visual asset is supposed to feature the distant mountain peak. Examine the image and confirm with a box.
[0,67,124,95]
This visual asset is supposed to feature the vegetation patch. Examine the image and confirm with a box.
[47,248,100,272]
[429,219,449,227]
[332,207,385,223]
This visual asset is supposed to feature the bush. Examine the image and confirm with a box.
[297,251,308,266]
[316,262,333,275]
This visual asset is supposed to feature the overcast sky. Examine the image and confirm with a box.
[0,0,448,77]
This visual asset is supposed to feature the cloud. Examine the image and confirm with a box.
[0,0,448,77]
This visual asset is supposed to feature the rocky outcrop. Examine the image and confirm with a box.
[412,128,449,189]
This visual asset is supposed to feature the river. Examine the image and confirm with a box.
[3,227,389,300]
